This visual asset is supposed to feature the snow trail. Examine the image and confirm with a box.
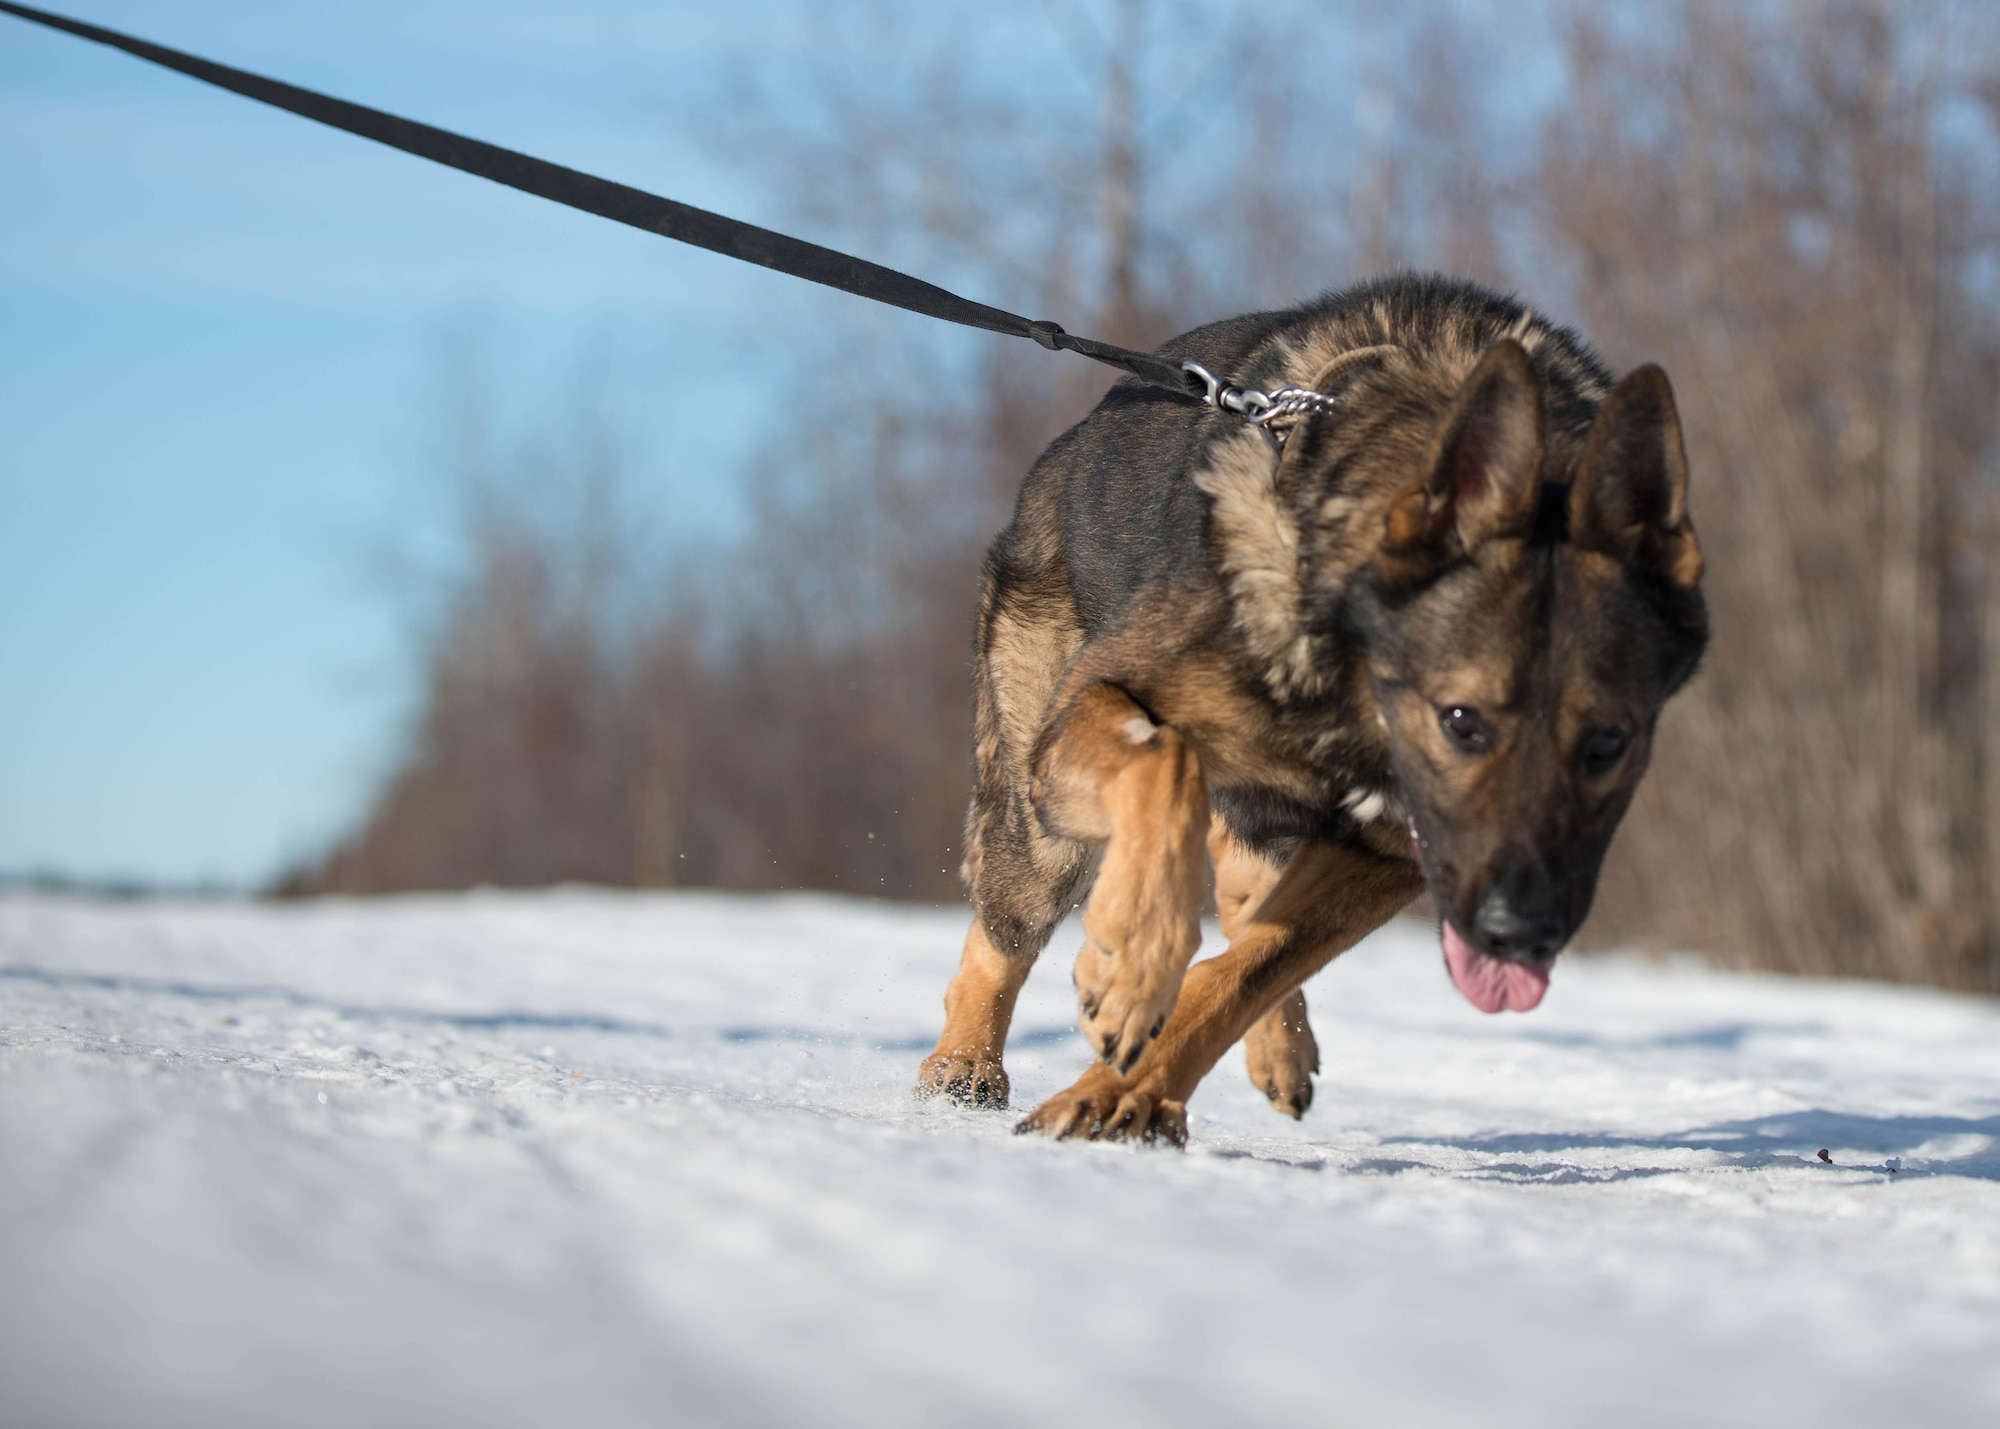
[3,889,1998,1427]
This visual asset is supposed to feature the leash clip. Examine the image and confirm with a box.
[1182,361,1270,419]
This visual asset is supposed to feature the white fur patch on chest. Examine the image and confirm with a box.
[1341,785,1393,825]
[1120,714,1159,745]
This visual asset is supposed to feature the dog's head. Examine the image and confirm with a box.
[1347,341,1708,1012]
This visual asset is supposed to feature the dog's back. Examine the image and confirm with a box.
[1008,277,1606,611]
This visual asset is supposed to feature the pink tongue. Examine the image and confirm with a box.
[1441,918,1551,1013]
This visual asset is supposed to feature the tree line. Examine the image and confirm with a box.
[285,1,2000,993]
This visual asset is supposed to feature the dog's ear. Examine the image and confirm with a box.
[1570,364,1703,587]
[1381,340,1544,580]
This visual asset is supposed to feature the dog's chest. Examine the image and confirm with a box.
[1210,729,1405,848]
[1290,712,1403,827]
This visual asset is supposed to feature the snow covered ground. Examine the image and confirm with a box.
[2,889,1998,1428]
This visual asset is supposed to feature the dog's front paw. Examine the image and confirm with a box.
[915,1047,1011,1109]
[1013,1063,1187,1148]
[1072,892,1201,1073]
[1072,934,1186,1075]
[1243,989,1319,1120]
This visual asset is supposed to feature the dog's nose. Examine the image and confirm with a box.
[1473,892,1565,962]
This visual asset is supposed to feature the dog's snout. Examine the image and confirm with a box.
[1473,891,1565,963]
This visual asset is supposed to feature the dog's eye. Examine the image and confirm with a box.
[1438,705,1492,752]
[1579,727,1631,775]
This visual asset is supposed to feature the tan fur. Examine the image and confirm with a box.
[984,602,1082,788]
[1243,988,1319,1119]
[916,921,1036,1108]
[1117,647,1347,827]
[1032,684,1209,1073]
[1192,427,1316,699]
[1212,820,1322,1117]
[1015,839,1425,1144]
[1211,813,1283,938]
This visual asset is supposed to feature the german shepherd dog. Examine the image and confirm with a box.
[916,274,1708,1145]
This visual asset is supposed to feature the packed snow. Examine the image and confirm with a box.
[3,888,1998,1427]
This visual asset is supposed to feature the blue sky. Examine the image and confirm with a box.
[0,0,872,886]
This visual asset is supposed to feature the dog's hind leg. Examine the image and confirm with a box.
[918,784,1087,1109]
[1243,989,1319,1119]
[1032,683,1209,1074]
[918,920,1037,1108]
[1212,819,1321,1120]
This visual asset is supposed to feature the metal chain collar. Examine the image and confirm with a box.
[1181,360,1345,444]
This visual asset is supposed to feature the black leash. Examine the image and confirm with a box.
[0,2,1338,429]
